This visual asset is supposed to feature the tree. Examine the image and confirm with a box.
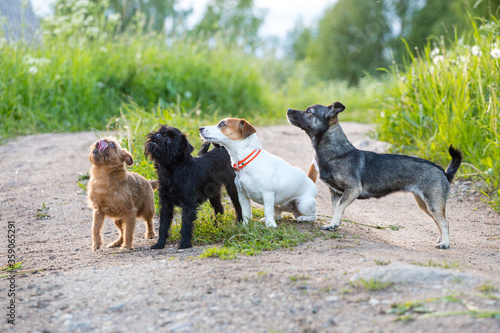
[308,0,391,84]
[285,19,313,61]
[108,0,180,32]
[191,0,266,51]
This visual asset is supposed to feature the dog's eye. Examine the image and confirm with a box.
[218,121,226,128]
[109,142,115,148]
[306,108,312,113]
[166,137,172,143]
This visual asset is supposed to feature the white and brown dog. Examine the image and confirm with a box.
[199,118,317,227]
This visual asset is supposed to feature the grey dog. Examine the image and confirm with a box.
[286,102,463,249]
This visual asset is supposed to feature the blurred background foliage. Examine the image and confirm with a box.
[0,0,499,209]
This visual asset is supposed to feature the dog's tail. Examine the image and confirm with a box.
[445,145,463,183]
[198,141,211,156]
[149,180,159,190]
[307,157,319,183]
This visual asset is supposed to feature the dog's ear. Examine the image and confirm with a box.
[183,134,195,154]
[121,150,134,166]
[239,119,256,139]
[325,102,345,120]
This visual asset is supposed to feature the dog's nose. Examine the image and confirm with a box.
[199,127,204,132]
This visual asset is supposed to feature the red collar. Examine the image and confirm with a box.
[233,149,261,172]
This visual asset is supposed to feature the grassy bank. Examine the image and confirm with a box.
[376,19,500,209]
[0,35,278,140]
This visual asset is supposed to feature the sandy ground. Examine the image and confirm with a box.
[0,123,499,332]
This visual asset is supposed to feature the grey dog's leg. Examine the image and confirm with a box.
[413,193,443,244]
[330,190,341,213]
[321,188,360,230]
[425,197,450,249]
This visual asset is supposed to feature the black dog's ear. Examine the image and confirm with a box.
[325,102,345,120]
[239,119,256,139]
[183,134,194,154]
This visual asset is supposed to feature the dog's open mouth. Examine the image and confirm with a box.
[201,135,217,141]
[98,140,108,152]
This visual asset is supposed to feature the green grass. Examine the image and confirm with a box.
[352,278,394,291]
[0,22,381,142]
[477,281,498,293]
[411,259,462,270]
[0,34,276,141]
[162,201,325,259]
[389,294,500,321]
[377,18,500,209]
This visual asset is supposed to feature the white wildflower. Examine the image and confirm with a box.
[23,55,51,66]
[433,55,444,64]
[75,0,90,8]
[108,13,121,23]
[471,45,482,56]
[135,52,142,60]
[23,55,35,65]
[99,46,108,53]
[184,91,192,99]
[430,48,440,58]
[96,81,105,88]
[29,66,38,75]
[196,110,202,117]
[490,48,500,59]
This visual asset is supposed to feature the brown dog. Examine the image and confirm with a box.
[88,138,157,250]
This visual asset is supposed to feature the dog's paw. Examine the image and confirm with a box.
[120,245,134,251]
[436,243,450,249]
[145,232,156,239]
[296,215,316,223]
[265,220,277,228]
[320,224,338,231]
[107,240,123,248]
[178,242,192,249]
[92,241,102,251]
[150,242,165,250]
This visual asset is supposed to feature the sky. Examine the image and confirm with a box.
[30,0,337,41]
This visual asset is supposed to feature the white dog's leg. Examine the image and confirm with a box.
[262,192,277,228]
[295,197,317,222]
[238,192,252,226]
[321,188,360,231]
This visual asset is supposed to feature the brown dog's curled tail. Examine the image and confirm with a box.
[445,145,463,183]
[307,157,319,183]
[149,180,159,190]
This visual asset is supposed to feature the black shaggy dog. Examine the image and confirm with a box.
[145,125,242,249]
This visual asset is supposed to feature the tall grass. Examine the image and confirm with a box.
[0,34,276,140]
[0,30,381,141]
[377,19,500,209]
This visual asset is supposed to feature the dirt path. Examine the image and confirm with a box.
[1,124,499,332]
